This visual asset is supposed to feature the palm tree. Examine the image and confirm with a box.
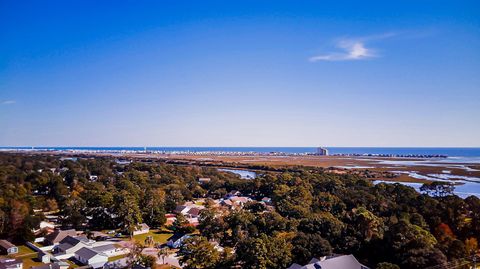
[157,247,169,265]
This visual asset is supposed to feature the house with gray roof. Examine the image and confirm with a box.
[287,255,369,269]
[91,244,119,257]
[44,229,77,245]
[53,236,89,255]
[74,247,108,269]
[0,240,18,255]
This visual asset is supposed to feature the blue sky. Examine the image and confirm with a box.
[1,0,479,147]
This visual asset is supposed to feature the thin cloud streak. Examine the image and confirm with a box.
[309,32,396,62]
[309,41,375,61]
[1,100,16,105]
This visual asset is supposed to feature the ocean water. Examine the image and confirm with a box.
[1,147,480,157]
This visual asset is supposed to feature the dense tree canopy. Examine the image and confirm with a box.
[0,153,479,269]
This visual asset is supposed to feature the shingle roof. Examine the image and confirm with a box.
[0,240,15,250]
[167,233,187,243]
[92,244,116,253]
[59,235,87,246]
[75,247,100,260]
[186,207,201,216]
[45,229,77,244]
[56,243,74,252]
[289,255,369,269]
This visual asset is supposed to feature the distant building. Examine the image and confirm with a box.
[316,147,329,156]
[0,240,18,255]
[198,177,211,184]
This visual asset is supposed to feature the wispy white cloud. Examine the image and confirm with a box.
[1,100,16,105]
[309,32,396,62]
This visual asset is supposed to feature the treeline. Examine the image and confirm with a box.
[0,153,479,269]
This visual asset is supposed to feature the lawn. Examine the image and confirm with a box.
[132,230,173,245]
[22,258,44,268]
[108,254,127,262]
[16,245,36,256]
[65,259,80,268]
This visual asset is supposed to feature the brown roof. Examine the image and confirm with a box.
[186,207,201,216]
[45,229,77,244]
[0,240,15,250]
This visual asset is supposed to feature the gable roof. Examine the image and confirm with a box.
[174,205,188,214]
[289,255,369,269]
[138,223,149,230]
[45,229,77,244]
[92,244,116,253]
[167,233,187,243]
[0,240,15,250]
[75,247,101,260]
[186,207,201,216]
[59,235,88,246]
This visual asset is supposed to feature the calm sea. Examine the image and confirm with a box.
[1,147,480,157]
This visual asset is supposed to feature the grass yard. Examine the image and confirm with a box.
[65,259,80,268]
[108,254,127,262]
[132,230,173,245]
[16,245,36,256]
[22,258,44,268]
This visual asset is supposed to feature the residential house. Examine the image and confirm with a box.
[287,255,369,269]
[38,251,51,264]
[91,244,120,257]
[53,235,89,255]
[261,197,272,205]
[133,223,150,236]
[0,259,22,269]
[165,214,176,226]
[0,240,18,255]
[225,190,241,198]
[174,203,205,226]
[197,177,211,184]
[74,247,108,269]
[166,233,191,249]
[44,229,77,245]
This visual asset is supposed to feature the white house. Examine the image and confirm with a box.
[54,236,90,255]
[91,244,120,257]
[38,251,51,264]
[167,233,191,249]
[0,240,18,255]
[74,247,108,269]
[132,223,150,236]
[287,255,369,269]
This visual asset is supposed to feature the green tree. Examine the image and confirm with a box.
[114,190,142,237]
[236,234,292,269]
[376,262,400,269]
[178,236,220,269]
